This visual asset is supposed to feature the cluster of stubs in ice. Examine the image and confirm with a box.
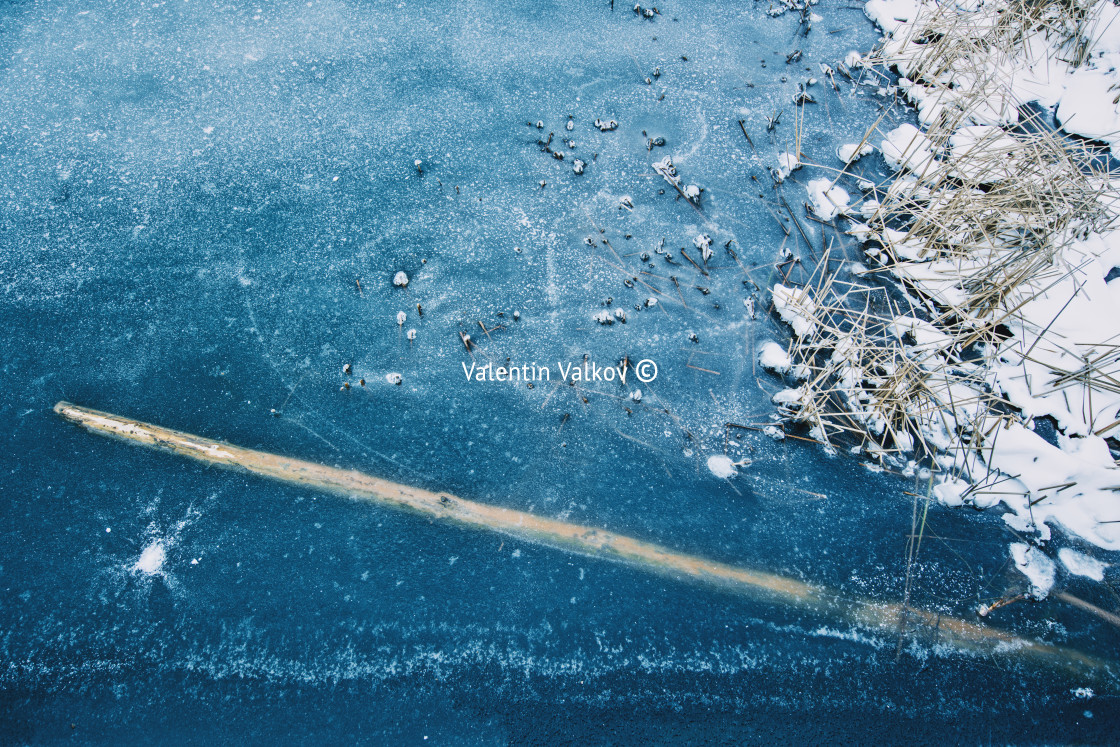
[761,0,1120,573]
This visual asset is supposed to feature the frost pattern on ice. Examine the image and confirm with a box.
[133,540,167,576]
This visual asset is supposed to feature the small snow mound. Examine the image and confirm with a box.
[772,284,817,337]
[759,341,792,373]
[807,179,850,220]
[133,540,167,576]
[692,233,713,262]
[707,454,738,479]
[881,124,936,174]
[838,142,873,164]
[773,386,808,411]
[933,478,969,507]
[392,271,409,287]
[775,151,801,182]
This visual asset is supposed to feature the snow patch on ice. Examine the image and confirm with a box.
[806,179,850,220]
[772,284,817,337]
[133,540,167,576]
[880,124,936,175]
[838,142,873,164]
[706,454,738,479]
[758,342,792,374]
[1010,543,1056,599]
[1058,548,1109,581]
[775,151,801,182]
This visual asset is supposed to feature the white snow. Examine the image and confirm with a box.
[880,124,936,175]
[868,0,1120,152]
[758,341,792,374]
[806,179,850,220]
[1010,543,1056,599]
[763,425,785,441]
[1058,548,1109,581]
[706,454,738,479]
[838,142,873,164]
[1058,70,1120,148]
[775,151,801,182]
[933,478,969,508]
[771,284,817,337]
[888,315,952,353]
[981,424,1120,550]
[773,386,809,413]
[849,0,1120,560]
[133,539,167,576]
[692,234,713,262]
[392,271,409,287]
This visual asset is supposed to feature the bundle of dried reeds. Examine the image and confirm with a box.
[765,0,1120,491]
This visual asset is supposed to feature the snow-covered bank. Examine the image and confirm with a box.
[765,0,1120,582]
[865,0,1120,152]
[862,0,1120,557]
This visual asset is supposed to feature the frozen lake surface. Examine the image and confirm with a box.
[1,0,1118,741]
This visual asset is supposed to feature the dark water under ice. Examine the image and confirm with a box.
[1,0,1118,742]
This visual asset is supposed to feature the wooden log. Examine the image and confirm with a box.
[52,401,1118,684]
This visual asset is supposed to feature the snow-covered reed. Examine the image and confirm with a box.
[765,0,1120,559]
